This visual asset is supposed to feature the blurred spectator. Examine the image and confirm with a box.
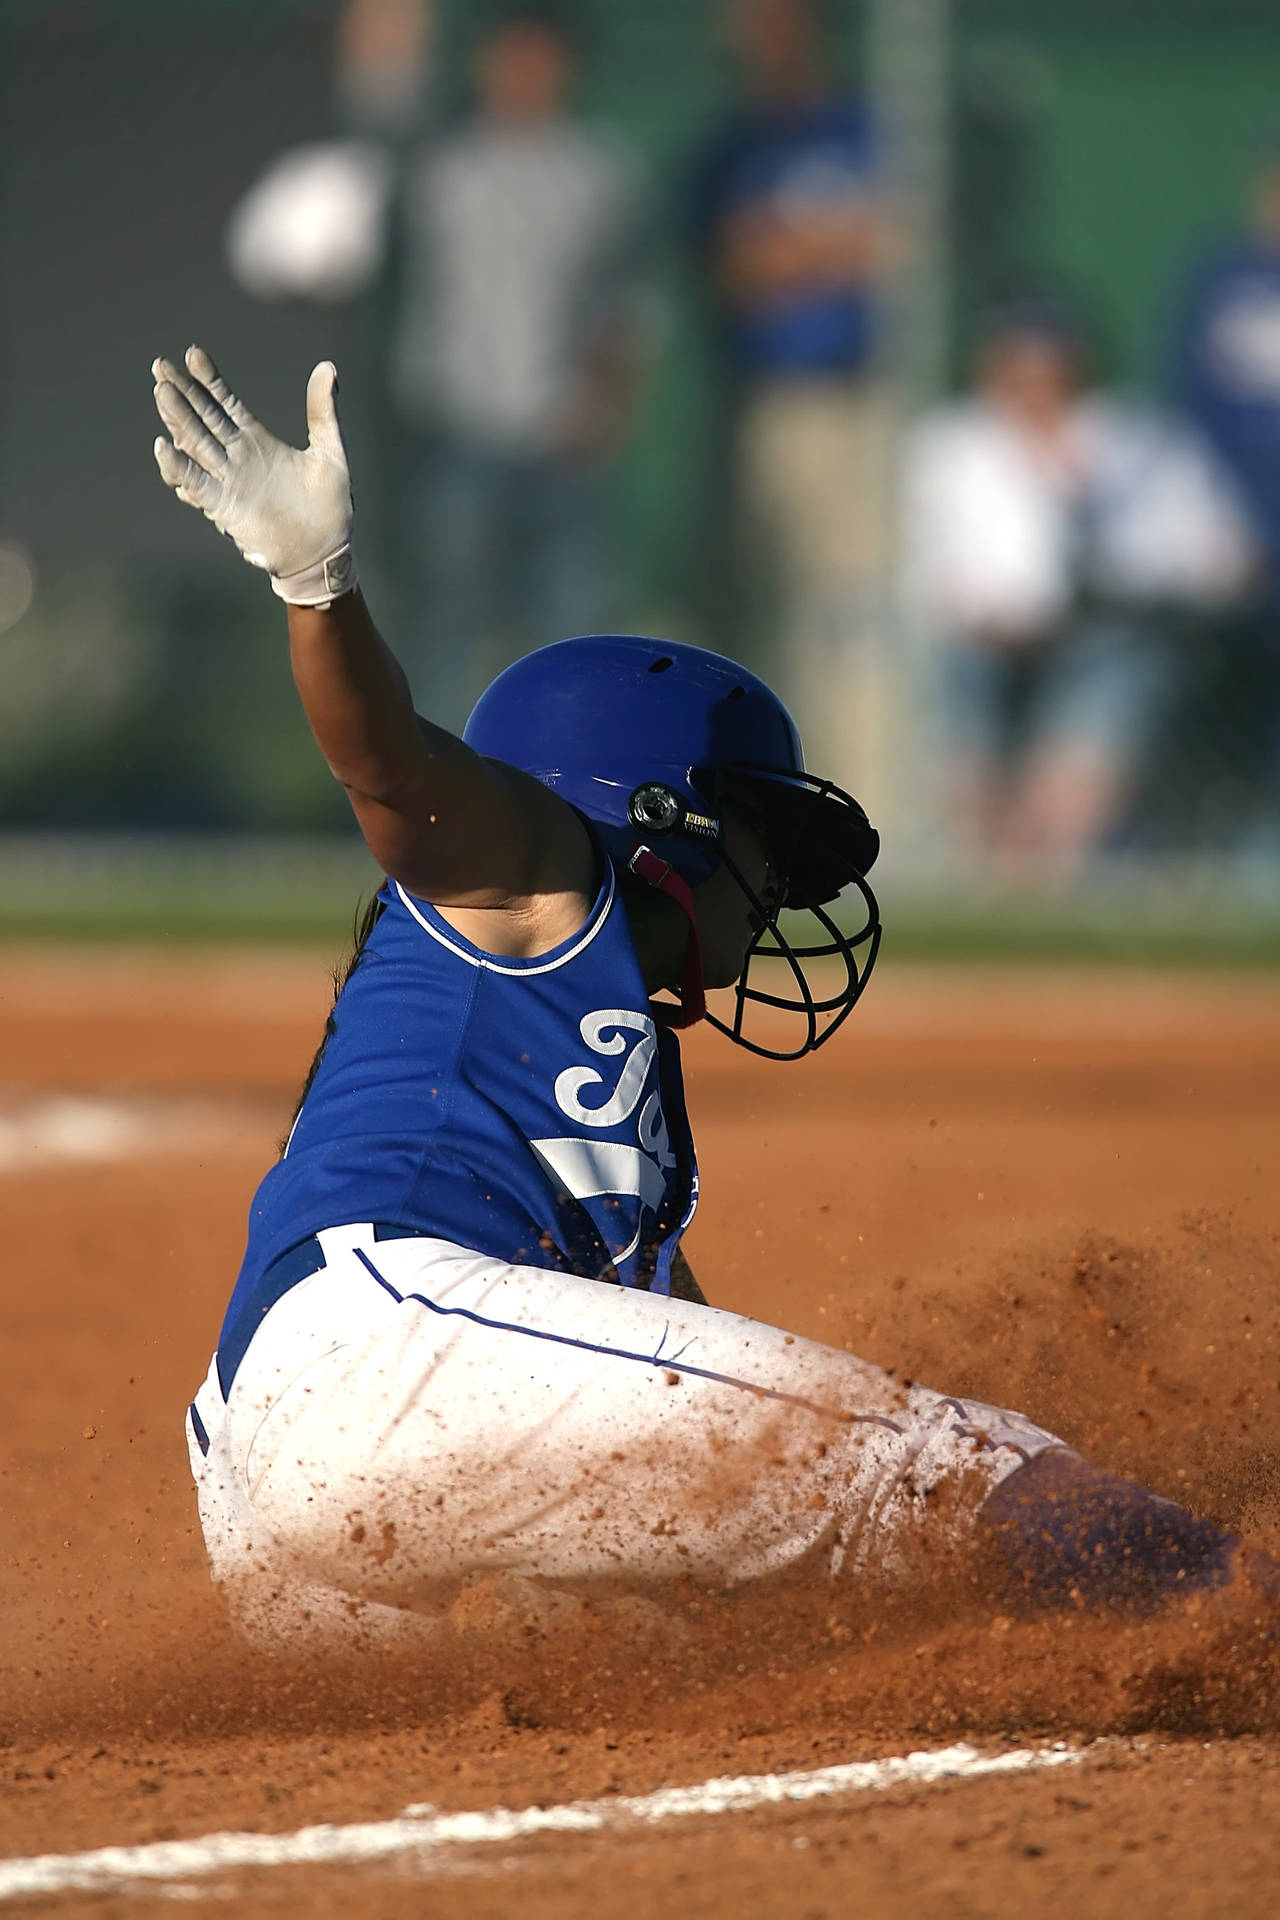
[1171,141,1280,588]
[1169,143,1280,850]
[389,4,657,723]
[691,0,898,789]
[229,1,656,729]
[901,299,1258,872]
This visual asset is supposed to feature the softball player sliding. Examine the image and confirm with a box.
[153,347,1274,1648]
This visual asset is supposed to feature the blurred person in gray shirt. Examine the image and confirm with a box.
[389,5,654,725]
[229,1,655,729]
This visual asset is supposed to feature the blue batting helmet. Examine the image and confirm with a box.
[463,633,877,900]
[464,635,881,1059]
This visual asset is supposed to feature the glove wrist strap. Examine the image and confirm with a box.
[270,542,358,609]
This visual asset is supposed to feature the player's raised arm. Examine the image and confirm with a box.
[151,347,591,918]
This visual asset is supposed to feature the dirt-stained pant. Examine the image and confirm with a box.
[187,1227,1064,1646]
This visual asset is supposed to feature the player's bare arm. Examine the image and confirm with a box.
[151,347,594,955]
[283,590,595,941]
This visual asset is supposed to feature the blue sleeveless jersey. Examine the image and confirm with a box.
[225,861,699,1332]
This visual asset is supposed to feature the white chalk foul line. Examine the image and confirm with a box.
[0,1741,1087,1900]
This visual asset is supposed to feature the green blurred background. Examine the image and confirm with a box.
[1,0,1278,953]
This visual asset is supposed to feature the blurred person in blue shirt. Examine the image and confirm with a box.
[691,0,899,797]
[1172,143,1280,586]
[1169,147,1280,848]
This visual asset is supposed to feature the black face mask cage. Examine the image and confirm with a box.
[704,767,882,1061]
[707,861,881,1060]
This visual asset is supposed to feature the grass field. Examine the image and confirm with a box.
[3,832,1280,964]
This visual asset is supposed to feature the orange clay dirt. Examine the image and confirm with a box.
[1,946,1279,1916]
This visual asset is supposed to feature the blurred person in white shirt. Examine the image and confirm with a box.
[900,297,1258,871]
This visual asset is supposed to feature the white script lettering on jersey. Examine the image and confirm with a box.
[554,1010,660,1130]
[530,1011,677,1232]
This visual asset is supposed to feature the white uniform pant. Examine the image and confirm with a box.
[187,1227,1062,1645]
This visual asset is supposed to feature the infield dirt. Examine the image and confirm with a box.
[2,950,1279,1914]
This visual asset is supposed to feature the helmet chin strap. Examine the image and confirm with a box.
[627,844,707,1030]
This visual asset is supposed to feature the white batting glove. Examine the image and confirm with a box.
[152,345,356,608]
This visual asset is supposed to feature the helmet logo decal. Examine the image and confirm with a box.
[683,809,719,841]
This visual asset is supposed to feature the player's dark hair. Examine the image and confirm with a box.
[278,889,387,1157]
